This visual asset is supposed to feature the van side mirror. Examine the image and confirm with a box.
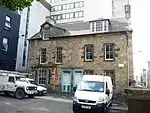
[106,89,110,96]
[73,86,77,92]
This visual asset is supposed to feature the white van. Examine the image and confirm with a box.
[72,75,113,113]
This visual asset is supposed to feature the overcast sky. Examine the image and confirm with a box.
[131,0,150,78]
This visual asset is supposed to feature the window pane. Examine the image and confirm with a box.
[79,11,83,17]
[75,12,78,18]
[109,45,113,51]
[40,49,47,63]
[58,5,61,10]
[2,37,8,52]
[63,4,67,10]
[85,45,93,60]
[66,13,69,19]
[106,53,110,59]
[70,13,74,18]
[75,2,80,8]
[79,1,84,7]
[3,38,8,44]
[57,15,61,20]
[96,21,103,31]
[109,52,114,59]
[104,21,107,31]
[106,45,109,51]
[56,47,62,63]
[105,44,115,60]
[91,22,95,32]
[6,16,11,22]
[67,4,70,9]
[62,14,66,19]
[70,3,74,9]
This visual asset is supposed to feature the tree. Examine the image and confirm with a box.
[0,0,40,11]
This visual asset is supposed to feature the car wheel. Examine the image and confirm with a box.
[15,89,25,99]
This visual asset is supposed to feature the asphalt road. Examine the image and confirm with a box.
[0,95,72,113]
[0,95,124,113]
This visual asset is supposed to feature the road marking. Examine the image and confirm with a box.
[36,96,72,103]
[31,107,51,112]
[4,102,12,105]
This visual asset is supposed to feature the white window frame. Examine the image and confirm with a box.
[55,47,63,64]
[75,2,80,8]
[57,5,61,11]
[70,13,74,18]
[66,13,70,19]
[67,4,70,9]
[63,4,67,10]
[2,37,8,52]
[40,49,47,64]
[39,70,47,85]
[96,21,103,32]
[104,44,115,61]
[84,45,93,61]
[90,22,95,32]
[5,16,11,30]
[70,3,74,9]
[79,1,84,7]
[79,11,83,17]
[75,12,79,18]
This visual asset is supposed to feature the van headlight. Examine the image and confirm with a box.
[97,97,104,102]
[26,87,29,90]
[73,96,78,101]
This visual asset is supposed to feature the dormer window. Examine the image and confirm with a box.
[42,23,50,40]
[90,20,110,33]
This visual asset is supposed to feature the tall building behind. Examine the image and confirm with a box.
[49,0,112,23]
[15,0,50,72]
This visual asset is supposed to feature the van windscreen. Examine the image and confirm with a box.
[77,81,104,92]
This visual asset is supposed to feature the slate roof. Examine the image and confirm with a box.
[57,17,128,32]
[29,17,129,40]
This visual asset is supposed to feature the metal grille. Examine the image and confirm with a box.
[28,86,36,90]
[78,99,96,104]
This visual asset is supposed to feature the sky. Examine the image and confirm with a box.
[131,0,150,79]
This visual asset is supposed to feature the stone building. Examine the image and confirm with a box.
[28,17,133,93]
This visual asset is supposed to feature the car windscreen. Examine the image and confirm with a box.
[15,76,26,81]
[77,81,104,92]
[29,80,37,85]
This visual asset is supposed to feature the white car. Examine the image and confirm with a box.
[25,78,47,96]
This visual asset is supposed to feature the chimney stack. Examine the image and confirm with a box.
[45,16,56,25]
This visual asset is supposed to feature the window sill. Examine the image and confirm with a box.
[104,59,115,62]
[39,63,47,65]
[55,62,62,65]
[84,59,94,62]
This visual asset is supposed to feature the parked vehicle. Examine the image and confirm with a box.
[0,70,37,99]
[25,78,47,96]
[72,75,113,113]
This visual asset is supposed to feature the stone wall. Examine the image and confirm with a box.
[28,31,133,92]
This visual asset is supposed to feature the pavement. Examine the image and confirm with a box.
[0,93,128,113]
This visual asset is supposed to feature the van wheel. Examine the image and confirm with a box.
[28,94,35,98]
[4,91,9,96]
[102,106,108,113]
[15,89,25,99]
